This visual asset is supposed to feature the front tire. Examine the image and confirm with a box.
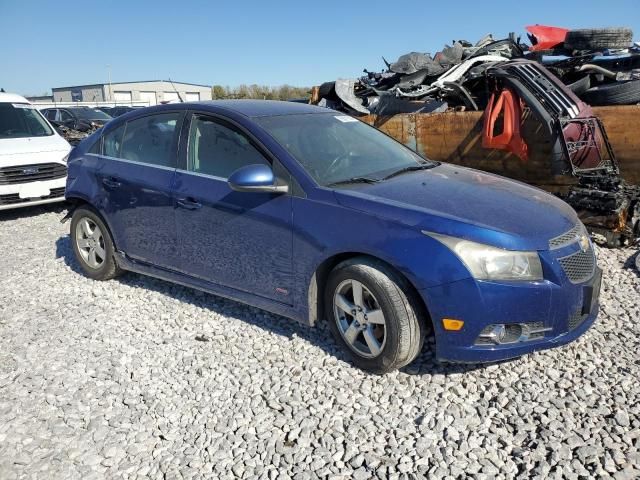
[325,257,426,373]
[70,206,122,281]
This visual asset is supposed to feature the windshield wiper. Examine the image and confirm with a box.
[382,163,437,181]
[327,176,380,187]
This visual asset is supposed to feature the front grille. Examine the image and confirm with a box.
[0,163,67,185]
[558,248,596,284]
[0,187,65,206]
[549,223,584,250]
[569,310,588,331]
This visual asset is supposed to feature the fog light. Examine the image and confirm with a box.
[442,318,464,331]
[476,322,551,345]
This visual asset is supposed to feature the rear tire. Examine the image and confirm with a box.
[70,207,122,281]
[567,75,591,96]
[324,257,426,373]
[582,80,640,106]
[564,28,633,51]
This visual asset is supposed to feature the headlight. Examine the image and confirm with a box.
[61,153,69,164]
[425,232,543,281]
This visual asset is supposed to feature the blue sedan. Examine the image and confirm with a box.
[64,100,601,373]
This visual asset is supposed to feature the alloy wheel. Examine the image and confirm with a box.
[333,279,386,358]
[75,218,106,269]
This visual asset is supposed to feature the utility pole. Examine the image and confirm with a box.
[107,64,112,104]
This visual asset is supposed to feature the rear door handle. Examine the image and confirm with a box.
[176,197,202,210]
[102,176,121,189]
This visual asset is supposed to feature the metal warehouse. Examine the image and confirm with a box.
[51,80,212,105]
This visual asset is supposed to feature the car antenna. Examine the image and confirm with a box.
[168,78,184,103]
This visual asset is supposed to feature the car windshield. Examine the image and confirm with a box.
[0,103,54,139]
[257,113,436,186]
[71,108,112,120]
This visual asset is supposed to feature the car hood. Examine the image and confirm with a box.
[0,135,71,156]
[333,163,578,251]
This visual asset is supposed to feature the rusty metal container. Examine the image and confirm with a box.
[361,105,640,192]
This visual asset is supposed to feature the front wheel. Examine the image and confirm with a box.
[325,257,426,373]
[70,206,122,281]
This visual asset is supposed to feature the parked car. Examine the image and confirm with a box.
[0,93,71,210]
[95,106,138,117]
[41,106,112,132]
[64,101,601,373]
[96,106,114,115]
[107,106,139,117]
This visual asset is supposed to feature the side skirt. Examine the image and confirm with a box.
[114,252,307,325]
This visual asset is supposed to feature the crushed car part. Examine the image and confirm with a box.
[487,60,621,175]
[54,125,99,146]
[578,64,640,81]
[466,38,523,60]
[567,75,592,95]
[564,28,633,51]
[334,79,370,115]
[441,82,478,111]
[561,176,640,246]
[372,95,447,116]
[389,52,444,75]
[436,42,464,66]
[482,88,528,161]
[396,69,432,89]
[582,80,640,106]
[425,55,507,96]
[526,25,569,52]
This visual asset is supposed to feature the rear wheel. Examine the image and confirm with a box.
[564,28,633,51]
[71,207,122,280]
[325,257,426,373]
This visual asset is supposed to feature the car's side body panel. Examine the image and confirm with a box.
[173,169,294,303]
[94,156,179,270]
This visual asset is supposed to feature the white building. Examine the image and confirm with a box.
[50,80,212,106]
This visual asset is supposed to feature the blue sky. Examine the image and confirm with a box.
[1,0,639,95]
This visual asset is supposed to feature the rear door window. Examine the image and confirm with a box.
[103,125,125,157]
[119,112,182,168]
[187,115,269,178]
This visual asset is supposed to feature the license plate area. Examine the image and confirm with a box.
[582,268,602,315]
[19,183,51,199]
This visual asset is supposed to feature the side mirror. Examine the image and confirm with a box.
[228,164,288,194]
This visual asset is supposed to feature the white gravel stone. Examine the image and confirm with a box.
[0,205,639,479]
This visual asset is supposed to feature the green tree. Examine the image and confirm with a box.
[212,85,226,99]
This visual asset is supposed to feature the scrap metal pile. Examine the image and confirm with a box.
[55,124,99,146]
[313,26,640,246]
[314,26,639,115]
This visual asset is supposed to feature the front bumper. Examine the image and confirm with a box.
[421,266,601,363]
[0,177,67,211]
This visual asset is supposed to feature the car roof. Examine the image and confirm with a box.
[188,100,328,118]
[0,92,31,104]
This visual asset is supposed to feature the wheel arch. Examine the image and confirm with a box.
[66,195,119,251]
[307,252,431,330]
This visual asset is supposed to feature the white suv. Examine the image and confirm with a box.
[0,93,71,210]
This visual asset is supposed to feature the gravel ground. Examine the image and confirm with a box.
[0,205,639,480]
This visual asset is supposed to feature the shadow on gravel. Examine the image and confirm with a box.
[55,234,488,377]
[0,202,67,222]
[622,250,640,278]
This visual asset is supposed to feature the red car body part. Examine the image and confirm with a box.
[482,88,529,162]
[526,25,569,52]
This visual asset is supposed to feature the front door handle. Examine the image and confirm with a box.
[176,197,202,210]
[102,176,121,189]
